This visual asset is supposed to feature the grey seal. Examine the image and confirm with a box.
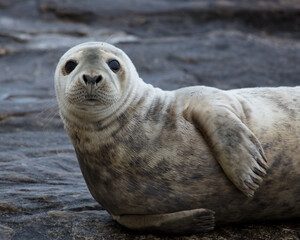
[55,42,300,234]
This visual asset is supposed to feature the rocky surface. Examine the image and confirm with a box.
[0,0,300,239]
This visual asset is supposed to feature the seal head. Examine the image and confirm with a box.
[55,42,140,123]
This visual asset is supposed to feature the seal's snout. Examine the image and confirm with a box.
[83,74,102,85]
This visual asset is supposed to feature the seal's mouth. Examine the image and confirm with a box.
[84,95,98,102]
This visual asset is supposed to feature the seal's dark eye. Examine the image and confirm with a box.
[64,60,78,74]
[108,59,120,72]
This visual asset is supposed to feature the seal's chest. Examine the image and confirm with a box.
[73,117,218,214]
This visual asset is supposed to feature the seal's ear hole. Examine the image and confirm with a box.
[63,60,78,75]
[107,59,120,73]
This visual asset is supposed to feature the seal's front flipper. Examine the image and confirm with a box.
[113,208,215,234]
[184,101,268,197]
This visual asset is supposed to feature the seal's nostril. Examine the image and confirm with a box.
[83,74,89,84]
[83,74,102,85]
[94,75,102,84]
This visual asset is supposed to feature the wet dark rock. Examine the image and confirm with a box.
[0,0,300,239]
[0,224,15,240]
[39,0,300,37]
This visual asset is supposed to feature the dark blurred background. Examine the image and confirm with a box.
[0,0,299,239]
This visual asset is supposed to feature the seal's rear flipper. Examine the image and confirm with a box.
[112,208,215,234]
[184,99,268,197]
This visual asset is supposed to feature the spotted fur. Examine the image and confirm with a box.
[55,42,300,234]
